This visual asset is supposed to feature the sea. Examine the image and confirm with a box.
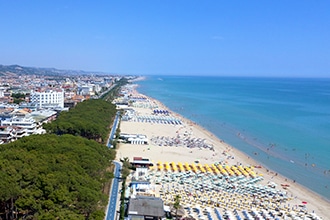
[136,75,330,201]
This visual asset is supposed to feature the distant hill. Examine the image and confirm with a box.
[0,64,108,76]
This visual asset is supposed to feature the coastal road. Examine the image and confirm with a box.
[107,111,120,148]
[105,161,121,220]
[98,84,116,99]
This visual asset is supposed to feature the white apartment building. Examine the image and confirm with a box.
[1,115,37,135]
[30,88,64,109]
[77,85,94,96]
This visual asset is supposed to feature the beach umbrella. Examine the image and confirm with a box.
[178,163,184,172]
[171,161,176,167]
[185,162,191,171]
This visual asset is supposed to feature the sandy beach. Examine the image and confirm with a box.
[115,84,330,219]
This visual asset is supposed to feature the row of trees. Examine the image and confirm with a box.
[0,134,116,219]
[118,157,135,220]
[101,78,129,102]
[43,99,117,144]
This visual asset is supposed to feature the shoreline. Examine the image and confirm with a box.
[116,83,330,219]
[143,88,330,197]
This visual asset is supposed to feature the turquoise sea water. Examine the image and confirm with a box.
[136,76,330,201]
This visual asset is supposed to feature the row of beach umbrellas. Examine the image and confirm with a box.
[152,162,258,178]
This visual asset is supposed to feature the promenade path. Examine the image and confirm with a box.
[107,111,120,148]
[105,161,121,220]
[105,110,122,219]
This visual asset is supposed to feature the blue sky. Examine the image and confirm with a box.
[0,1,329,77]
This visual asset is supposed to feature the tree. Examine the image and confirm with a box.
[173,195,181,220]
[43,99,117,143]
[120,157,130,168]
[120,157,131,178]
[0,134,116,219]
[11,92,26,104]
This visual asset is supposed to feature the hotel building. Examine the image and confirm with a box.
[30,88,64,109]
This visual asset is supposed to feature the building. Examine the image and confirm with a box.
[0,126,27,143]
[130,157,154,184]
[77,85,94,96]
[127,196,165,220]
[30,88,64,109]
[0,126,16,143]
[1,114,37,135]
[130,157,154,169]
[119,133,148,145]
[129,181,154,197]
[29,109,57,132]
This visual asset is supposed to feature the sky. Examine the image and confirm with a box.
[0,1,329,77]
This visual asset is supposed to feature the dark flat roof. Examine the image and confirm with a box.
[128,196,164,217]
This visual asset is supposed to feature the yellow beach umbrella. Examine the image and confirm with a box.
[184,162,191,171]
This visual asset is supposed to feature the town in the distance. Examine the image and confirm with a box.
[0,64,124,144]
